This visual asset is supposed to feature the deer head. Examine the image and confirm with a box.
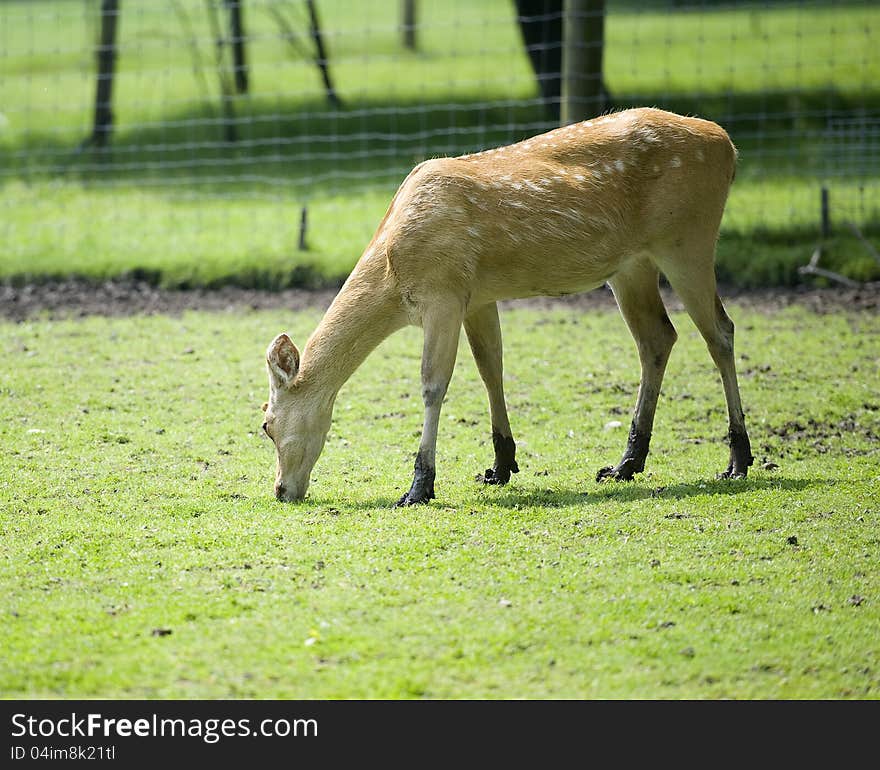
[263,332,332,502]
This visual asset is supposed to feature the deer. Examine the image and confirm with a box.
[262,106,753,505]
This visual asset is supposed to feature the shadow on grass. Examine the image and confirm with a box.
[315,475,829,512]
[466,474,827,510]
[4,86,880,194]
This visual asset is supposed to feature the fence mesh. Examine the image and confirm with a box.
[1,0,878,284]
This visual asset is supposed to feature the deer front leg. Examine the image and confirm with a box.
[396,302,463,507]
[464,302,519,485]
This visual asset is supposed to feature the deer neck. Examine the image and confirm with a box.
[296,253,405,402]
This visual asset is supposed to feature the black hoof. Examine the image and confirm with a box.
[596,466,630,482]
[724,430,753,480]
[394,489,435,507]
[480,466,512,485]
[599,425,649,483]
[596,458,641,483]
[397,450,436,506]
[483,433,519,486]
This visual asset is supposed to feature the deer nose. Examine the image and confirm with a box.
[274,482,287,500]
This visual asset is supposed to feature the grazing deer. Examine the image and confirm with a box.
[262,107,753,504]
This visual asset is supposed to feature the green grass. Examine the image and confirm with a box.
[1,299,878,698]
[1,0,879,288]
[0,182,372,288]
[2,181,875,290]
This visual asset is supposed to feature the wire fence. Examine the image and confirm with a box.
[1,0,878,281]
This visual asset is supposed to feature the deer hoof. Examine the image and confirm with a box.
[394,489,435,507]
[595,461,638,483]
[480,467,511,485]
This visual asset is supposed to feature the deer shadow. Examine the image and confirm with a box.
[312,475,826,513]
[482,475,825,510]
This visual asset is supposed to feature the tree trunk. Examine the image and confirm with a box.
[204,0,237,142]
[561,0,608,124]
[402,0,417,51]
[225,0,248,94]
[513,0,563,122]
[515,0,609,124]
[89,0,120,148]
[305,0,341,108]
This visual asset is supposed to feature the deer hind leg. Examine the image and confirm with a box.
[657,244,754,479]
[464,302,519,485]
[395,299,464,507]
[597,258,678,482]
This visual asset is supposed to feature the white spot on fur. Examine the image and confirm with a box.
[585,121,593,127]
[636,126,659,144]
[615,159,625,172]
[696,149,705,161]
[525,180,543,193]
[467,226,481,238]
[573,173,585,183]
[670,156,682,168]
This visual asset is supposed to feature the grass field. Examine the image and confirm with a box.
[2,0,877,705]
[2,298,878,699]
[1,0,879,288]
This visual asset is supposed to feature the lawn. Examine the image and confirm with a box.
[1,297,878,698]
[1,0,878,288]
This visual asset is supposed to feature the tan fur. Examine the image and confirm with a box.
[264,107,752,503]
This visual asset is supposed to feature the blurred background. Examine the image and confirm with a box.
[1,0,878,289]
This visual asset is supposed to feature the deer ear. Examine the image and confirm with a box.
[266,333,300,390]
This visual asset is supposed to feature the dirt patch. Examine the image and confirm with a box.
[0,280,339,322]
[1,278,878,322]
[769,414,880,444]
[507,281,880,315]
